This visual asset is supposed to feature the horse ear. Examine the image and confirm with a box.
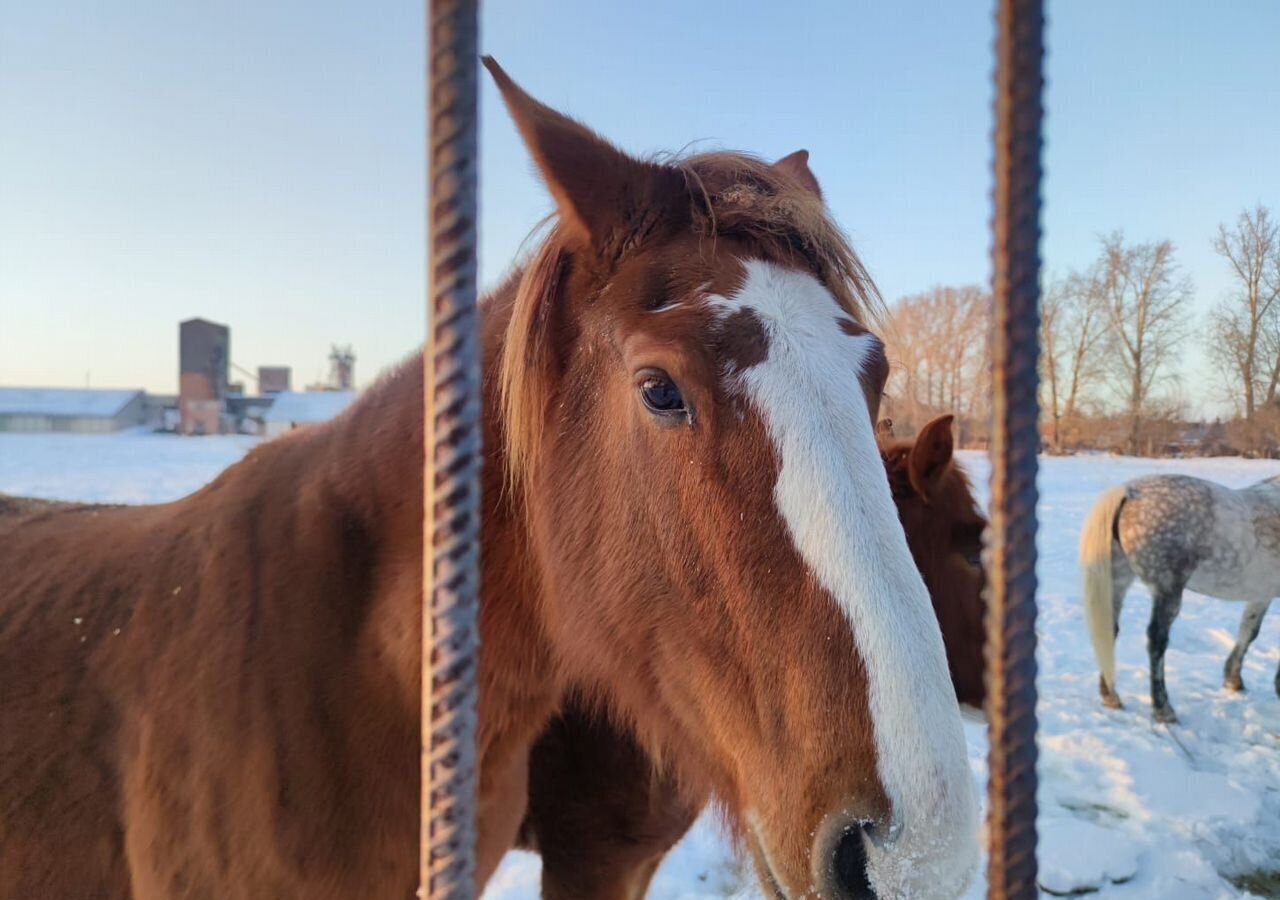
[483,56,685,253]
[908,414,955,500]
[773,149,823,198]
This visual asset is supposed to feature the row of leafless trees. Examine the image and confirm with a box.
[881,286,991,446]
[1040,231,1195,454]
[880,205,1280,456]
[1206,208,1280,440]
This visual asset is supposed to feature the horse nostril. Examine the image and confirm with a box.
[832,826,877,900]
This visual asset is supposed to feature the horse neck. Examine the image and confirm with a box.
[289,279,521,556]
[912,473,987,706]
[283,272,566,772]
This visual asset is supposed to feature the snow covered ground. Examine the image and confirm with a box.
[2,433,1278,898]
[0,430,256,505]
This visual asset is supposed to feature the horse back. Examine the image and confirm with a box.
[1117,474,1280,600]
[0,434,422,898]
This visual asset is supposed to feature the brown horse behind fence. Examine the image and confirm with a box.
[519,413,988,899]
[0,60,978,899]
[879,414,988,708]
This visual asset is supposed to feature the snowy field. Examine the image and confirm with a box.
[2,432,1278,898]
[0,430,257,504]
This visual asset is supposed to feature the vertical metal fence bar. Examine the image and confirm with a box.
[987,0,1043,897]
[422,1,480,898]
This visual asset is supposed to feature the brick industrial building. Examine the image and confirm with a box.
[178,318,230,435]
[257,366,292,394]
[2,319,350,436]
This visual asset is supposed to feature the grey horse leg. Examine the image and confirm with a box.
[1100,554,1134,709]
[1223,599,1271,692]
[1147,586,1184,723]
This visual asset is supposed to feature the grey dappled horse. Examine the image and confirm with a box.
[1080,473,1280,722]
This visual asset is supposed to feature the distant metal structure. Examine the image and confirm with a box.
[985,0,1044,897]
[422,1,480,899]
[328,345,356,391]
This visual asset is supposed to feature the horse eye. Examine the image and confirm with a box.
[954,525,984,568]
[639,373,686,416]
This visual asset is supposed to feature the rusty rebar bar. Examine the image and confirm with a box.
[986,0,1043,897]
[422,1,480,898]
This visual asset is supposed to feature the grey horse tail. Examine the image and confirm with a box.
[1080,485,1129,693]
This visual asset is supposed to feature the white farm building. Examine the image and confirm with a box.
[0,388,147,433]
[261,391,355,439]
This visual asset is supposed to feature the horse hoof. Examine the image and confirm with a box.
[1224,677,1245,693]
[1100,694,1123,710]
[1153,707,1178,725]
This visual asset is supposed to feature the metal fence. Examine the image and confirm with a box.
[420,0,1044,896]
[985,0,1043,897]
[422,1,481,898]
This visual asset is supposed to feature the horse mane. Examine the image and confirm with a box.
[500,150,884,489]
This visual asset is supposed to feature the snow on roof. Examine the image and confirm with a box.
[0,387,143,418]
[262,390,356,424]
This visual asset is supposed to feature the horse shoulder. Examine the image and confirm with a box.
[0,434,426,896]
[0,502,159,898]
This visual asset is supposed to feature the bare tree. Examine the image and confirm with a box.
[1040,267,1108,451]
[1262,313,1280,408]
[1039,279,1063,446]
[883,285,990,443]
[1097,233,1194,455]
[1206,206,1280,436]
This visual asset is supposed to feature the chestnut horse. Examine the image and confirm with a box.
[518,414,988,900]
[0,60,977,899]
[879,414,988,709]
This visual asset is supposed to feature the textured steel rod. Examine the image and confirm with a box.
[986,0,1043,897]
[422,1,480,898]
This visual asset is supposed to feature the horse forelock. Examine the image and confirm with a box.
[675,151,882,324]
[497,149,883,494]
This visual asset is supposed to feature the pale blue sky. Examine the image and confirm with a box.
[2,1,1277,413]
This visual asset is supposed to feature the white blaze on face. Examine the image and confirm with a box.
[713,260,979,898]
